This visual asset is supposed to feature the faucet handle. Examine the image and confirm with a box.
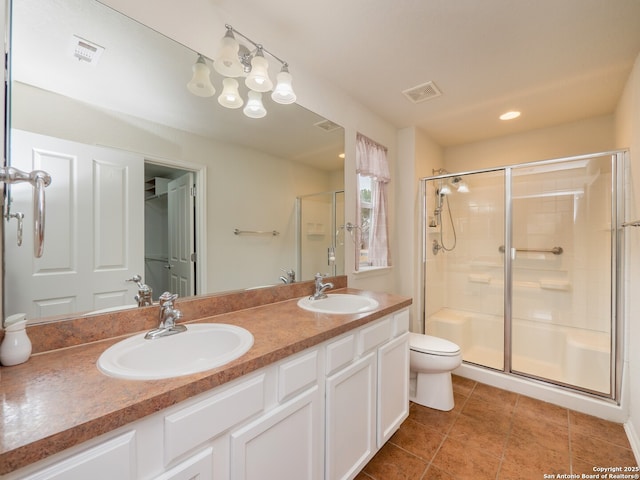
[159,291,178,306]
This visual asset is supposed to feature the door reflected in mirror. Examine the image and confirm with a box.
[4,0,344,324]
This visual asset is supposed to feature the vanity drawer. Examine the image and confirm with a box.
[326,334,356,375]
[278,349,319,402]
[164,374,265,464]
[359,317,392,354]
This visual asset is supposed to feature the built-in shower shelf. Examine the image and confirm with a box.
[468,274,491,284]
[539,279,571,291]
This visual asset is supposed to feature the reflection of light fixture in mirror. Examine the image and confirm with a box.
[243,91,267,118]
[187,24,297,118]
[451,176,469,193]
[187,55,215,97]
[218,78,243,108]
[500,110,521,120]
[271,65,297,104]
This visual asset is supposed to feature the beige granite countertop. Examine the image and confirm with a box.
[0,282,411,475]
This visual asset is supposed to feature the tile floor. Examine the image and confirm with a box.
[357,375,638,480]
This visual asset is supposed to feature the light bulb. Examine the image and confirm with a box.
[243,91,267,118]
[218,78,243,109]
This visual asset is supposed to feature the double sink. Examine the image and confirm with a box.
[98,294,379,381]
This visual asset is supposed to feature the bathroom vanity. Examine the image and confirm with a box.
[0,284,411,479]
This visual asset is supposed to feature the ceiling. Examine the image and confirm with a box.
[214,0,640,147]
[13,0,640,155]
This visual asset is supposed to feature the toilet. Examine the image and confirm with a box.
[409,333,462,411]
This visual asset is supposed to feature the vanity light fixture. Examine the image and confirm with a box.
[188,24,296,118]
[187,55,216,97]
[500,110,521,120]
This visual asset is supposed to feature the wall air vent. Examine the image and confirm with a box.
[68,35,105,66]
[402,81,442,104]
[314,119,342,132]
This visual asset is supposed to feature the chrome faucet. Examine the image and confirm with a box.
[126,274,153,307]
[279,268,296,284]
[310,273,334,300]
[145,292,187,340]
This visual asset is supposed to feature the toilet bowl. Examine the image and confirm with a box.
[409,333,462,411]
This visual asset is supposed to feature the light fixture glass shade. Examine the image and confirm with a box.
[218,78,243,109]
[213,32,244,77]
[245,52,273,92]
[271,69,296,104]
[456,181,469,193]
[187,55,215,97]
[439,184,451,195]
[243,91,267,118]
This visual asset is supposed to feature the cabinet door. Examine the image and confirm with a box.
[230,386,322,480]
[377,332,410,447]
[325,352,376,480]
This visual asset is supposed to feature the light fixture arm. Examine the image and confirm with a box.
[225,24,289,69]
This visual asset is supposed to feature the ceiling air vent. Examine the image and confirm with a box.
[68,35,105,66]
[402,81,442,104]
[314,119,341,132]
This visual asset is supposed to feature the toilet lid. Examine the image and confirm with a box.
[409,333,460,356]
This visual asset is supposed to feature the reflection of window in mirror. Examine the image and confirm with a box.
[355,133,391,270]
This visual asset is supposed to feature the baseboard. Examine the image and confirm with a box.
[624,421,640,464]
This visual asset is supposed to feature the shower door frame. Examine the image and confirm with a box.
[420,150,627,402]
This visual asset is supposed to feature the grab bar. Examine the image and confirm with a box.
[622,220,640,227]
[1,166,52,257]
[234,228,280,236]
[498,245,563,255]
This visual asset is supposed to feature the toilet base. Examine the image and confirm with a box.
[410,371,455,411]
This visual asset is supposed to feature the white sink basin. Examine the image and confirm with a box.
[297,294,379,314]
[97,323,254,380]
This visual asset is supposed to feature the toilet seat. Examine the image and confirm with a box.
[410,333,460,356]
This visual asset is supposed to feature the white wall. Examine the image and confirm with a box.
[396,127,444,332]
[615,51,640,456]
[444,114,616,172]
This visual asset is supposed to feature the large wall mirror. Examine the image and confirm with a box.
[4,0,345,324]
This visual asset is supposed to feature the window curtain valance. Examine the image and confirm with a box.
[356,133,390,182]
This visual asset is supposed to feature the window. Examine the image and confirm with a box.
[355,133,390,270]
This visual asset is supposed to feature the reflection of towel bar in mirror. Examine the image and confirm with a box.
[234,228,280,236]
[498,245,563,255]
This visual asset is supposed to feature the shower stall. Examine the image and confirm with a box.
[421,151,625,401]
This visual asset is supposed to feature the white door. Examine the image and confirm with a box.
[167,172,195,297]
[5,130,144,319]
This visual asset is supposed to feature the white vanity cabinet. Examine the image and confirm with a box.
[325,309,410,480]
[7,307,409,480]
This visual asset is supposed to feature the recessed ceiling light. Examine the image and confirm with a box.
[500,111,521,120]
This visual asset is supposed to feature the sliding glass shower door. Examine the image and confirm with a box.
[423,152,623,398]
[509,155,617,395]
